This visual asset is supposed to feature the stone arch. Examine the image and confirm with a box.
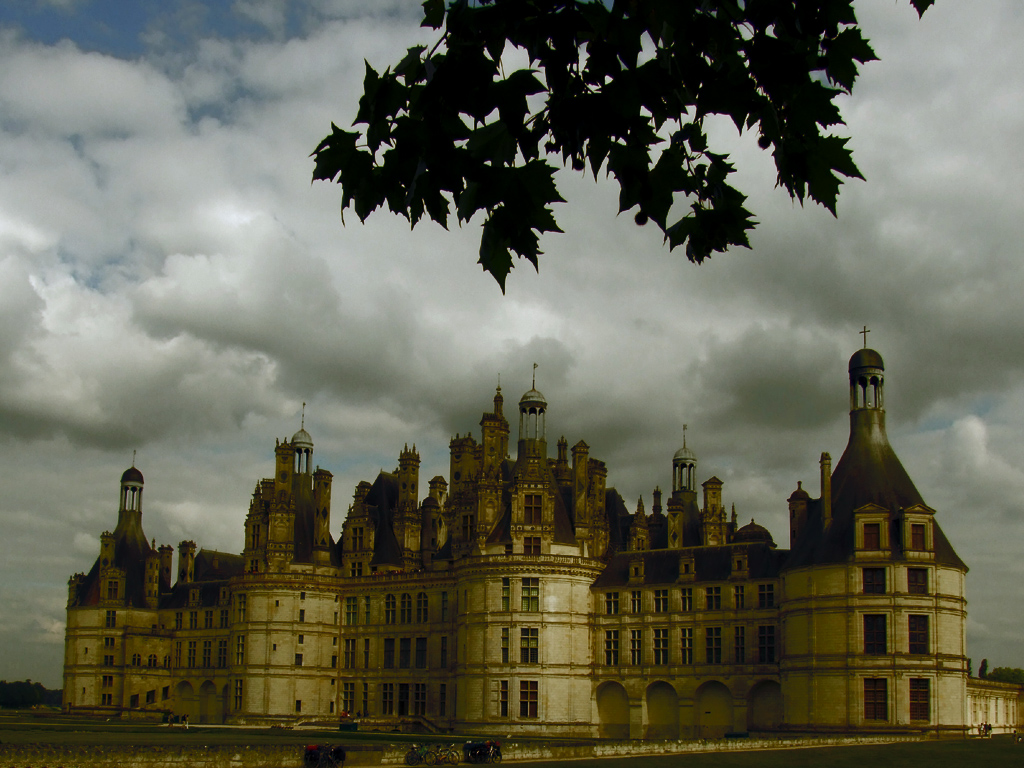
[596,681,630,739]
[645,681,679,740]
[175,680,196,721]
[747,680,782,732]
[695,680,733,740]
[198,680,219,724]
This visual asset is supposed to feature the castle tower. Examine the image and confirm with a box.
[780,346,968,733]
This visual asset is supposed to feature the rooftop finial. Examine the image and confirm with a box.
[132,449,136,467]
[301,401,306,430]
[683,424,688,449]
[860,325,870,348]
[532,362,537,389]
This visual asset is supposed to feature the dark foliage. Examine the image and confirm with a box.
[313,0,935,291]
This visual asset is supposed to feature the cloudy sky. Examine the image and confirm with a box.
[2,0,1023,688]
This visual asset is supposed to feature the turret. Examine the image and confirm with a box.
[177,540,196,585]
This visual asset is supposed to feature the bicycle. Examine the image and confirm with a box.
[406,744,439,765]
[304,744,346,768]
[435,744,461,764]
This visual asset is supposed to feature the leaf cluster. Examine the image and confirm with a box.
[313,0,934,291]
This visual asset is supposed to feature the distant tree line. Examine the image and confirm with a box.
[0,680,62,708]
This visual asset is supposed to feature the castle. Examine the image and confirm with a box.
[62,349,1020,736]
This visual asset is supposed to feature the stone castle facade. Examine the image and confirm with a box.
[62,349,1018,736]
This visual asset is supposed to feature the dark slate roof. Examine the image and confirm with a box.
[193,549,244,581]
[604,489,630,554]
[74,506,154,609]
[592,542,786,588]
[367,472,404,567]
[785,356,966,571]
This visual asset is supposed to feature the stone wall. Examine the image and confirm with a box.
[0,734,921,768]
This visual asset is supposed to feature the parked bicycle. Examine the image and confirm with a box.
[304,744,346,768]
[464,740,501,764]
[405,743,439,765]
[435,744,461,764]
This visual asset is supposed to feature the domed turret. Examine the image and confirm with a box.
[672,427,696,494]
[518,368,547,442]
[734,518,775,547]
[292,406,314,474]
[121,466,144,485]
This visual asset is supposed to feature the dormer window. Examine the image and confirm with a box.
[911,523,925,550]
[863,523,880,550]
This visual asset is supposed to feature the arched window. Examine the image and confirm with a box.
[400,593,413,623]
[132,653,142,666]
[384,594,396,624]
[148,654,158,667]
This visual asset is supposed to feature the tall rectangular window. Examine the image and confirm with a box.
[415,637,427,669]
[519,681,538,718]
[910,678,930,721]
[441,591,449,620]
[501,578,510,611]
[362,683,369,716]
[911,523,926,550]
[440,636,448,667]
[234,679,243,710]
[416,592,429,622]
[864,678,888,721]
[399,637,411,668]
[236,594,246,622]
[522,578,539,611]
[187,641,197,668]
[681,627,693,664]
[294,653,302,667]
[524,494,542,525]
[342,682,355,713]
[630,590,642,613]
[653,589,668,612]
[364,596,371,623]
[757,626,776,663]
[345,597,358,624]
[383,638,395,668]
[413,683,427,716]
[298,609,305,623]
[863,567,886,594]
[680,588,693,611]
[706,627,722,663]
[758,584,774,608]
[908,568,928,595]
[202,640,212,668]
[235,635,245,665]
[520,628,539,663]
[105,610,117,628]
[175,612,183,630]
[352,526,363,549]
[217,640,227,668]
[204,610,214,629]
[107,580,118,600]
[344,639,356,668]
[499,680,508,717]
[630,629,642,665]
[909,615,929,654]
[381,683,394,715]
[189,611,198,629]
[864,614,887,654]
[524,536,541,555]
[501,628,509,663]
[863,522,880,550]
[605,592,619,615]
[705,586,721,610]
[605,630,619,665]
[734,585,745,609]
[734,626,745,664]
[653,628,669,665]
[220,609,229,628]
[439,683,447,716]
[363,638,370,668]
